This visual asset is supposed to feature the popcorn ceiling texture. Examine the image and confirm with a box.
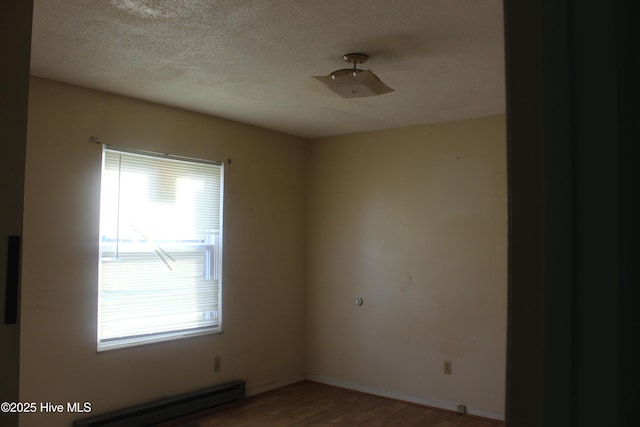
[109,0,190,19]
[30,0,504,138]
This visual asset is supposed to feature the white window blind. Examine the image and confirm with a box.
[98,147,223,351]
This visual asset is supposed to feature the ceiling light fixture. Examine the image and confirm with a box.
[313,53,394,98]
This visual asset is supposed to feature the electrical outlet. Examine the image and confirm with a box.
[444,360,452,375]
[214,356,221,372]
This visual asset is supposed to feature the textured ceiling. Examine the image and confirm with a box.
[30,0,505,138]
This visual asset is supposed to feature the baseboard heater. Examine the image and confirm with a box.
[73,380,245,427]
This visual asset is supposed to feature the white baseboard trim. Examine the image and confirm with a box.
[305,374,505,422]
[245,375,306,397]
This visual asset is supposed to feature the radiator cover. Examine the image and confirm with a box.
[73,380,245,427]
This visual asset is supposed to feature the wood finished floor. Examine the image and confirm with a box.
[175,381,504,427]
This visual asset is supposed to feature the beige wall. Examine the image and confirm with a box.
[20,78,307,426]
[305,116,507,417]
[20,78,506,425]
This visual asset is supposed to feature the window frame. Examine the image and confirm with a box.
[97,145,224,352]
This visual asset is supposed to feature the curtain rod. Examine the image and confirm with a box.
[90,136,224,166]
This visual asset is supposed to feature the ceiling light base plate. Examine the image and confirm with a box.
[342,53,369,65]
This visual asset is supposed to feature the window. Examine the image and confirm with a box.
[98,147,223,351]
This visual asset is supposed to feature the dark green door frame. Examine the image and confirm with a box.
[0,2,32,427]
[504,0,638,425]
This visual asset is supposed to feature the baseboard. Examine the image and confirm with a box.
[73,380,246,427]
[305,374,504,422]
[245,375,306,397]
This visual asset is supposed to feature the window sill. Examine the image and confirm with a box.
[97,326,223,352]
